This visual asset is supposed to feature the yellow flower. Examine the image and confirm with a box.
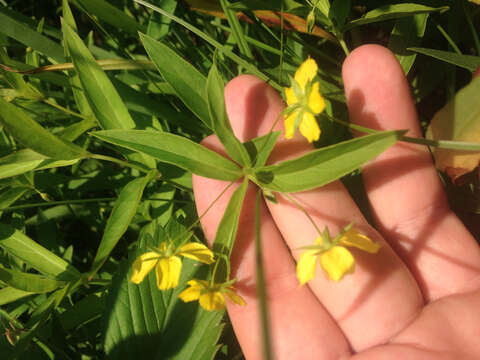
[130,242,214,290]
[284,57,326,142]
[179,279,246,311]
[296,227,380,284]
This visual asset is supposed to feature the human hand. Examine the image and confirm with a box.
[193,45,480,360]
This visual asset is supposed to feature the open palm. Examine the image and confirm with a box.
[193,45,480,360]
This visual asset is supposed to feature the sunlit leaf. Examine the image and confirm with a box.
[212,177,248,281]
[206,62,250,166]
[0,149,78,180]
[426,76,480,181]
[140,33,211,129]
[89,172,155,278]
[255,131,401,192]
[92,129,243,181]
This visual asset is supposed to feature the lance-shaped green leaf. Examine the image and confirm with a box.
[0,98,87,160]
[0,149,79,180]
[207,63,250,166]
[140,33,211,129]
[255,130,402,192]
[212,177,248,281]
[0,287,35,306]
[92,130,243,181]
[0,265,66,293]
[62,0,93,117]
[89,172,155,278]
[0,224,81,280]
[244,131,281,167]
[408,47,480,72]
[345,4,448,30]
[62,21,136,130]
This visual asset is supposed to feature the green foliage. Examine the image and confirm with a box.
[0,0,478,358]
[206,62,251,166]
[92,130,243,181]
[104,221,224,360]
[255,131,402,192]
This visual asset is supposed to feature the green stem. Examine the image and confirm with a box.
[89,154,151,174]
[0,197,115,211]
[279,1,285,84]
[435,22,462,55]
[0,197,189,212]
[327,114,480,151]
[283,193,322,236]
[254,189,274,360]
[42,99,87,120]
[338,36,350,56]
[171,181,237,246]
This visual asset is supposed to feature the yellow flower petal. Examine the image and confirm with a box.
[155,255,182,290]
[285,86,298,106]
[130,252,159,284]
[179,243,215,264]
[299,112,320,143]
[339,229,381,254]
[284,111,299,139]
[294,57,318,90]
[320,246,355,282]
[199,291,226,311]
[224,288,246,306]
[308,82,326,114]
[296,249,318,285]
[178,280,205,302]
